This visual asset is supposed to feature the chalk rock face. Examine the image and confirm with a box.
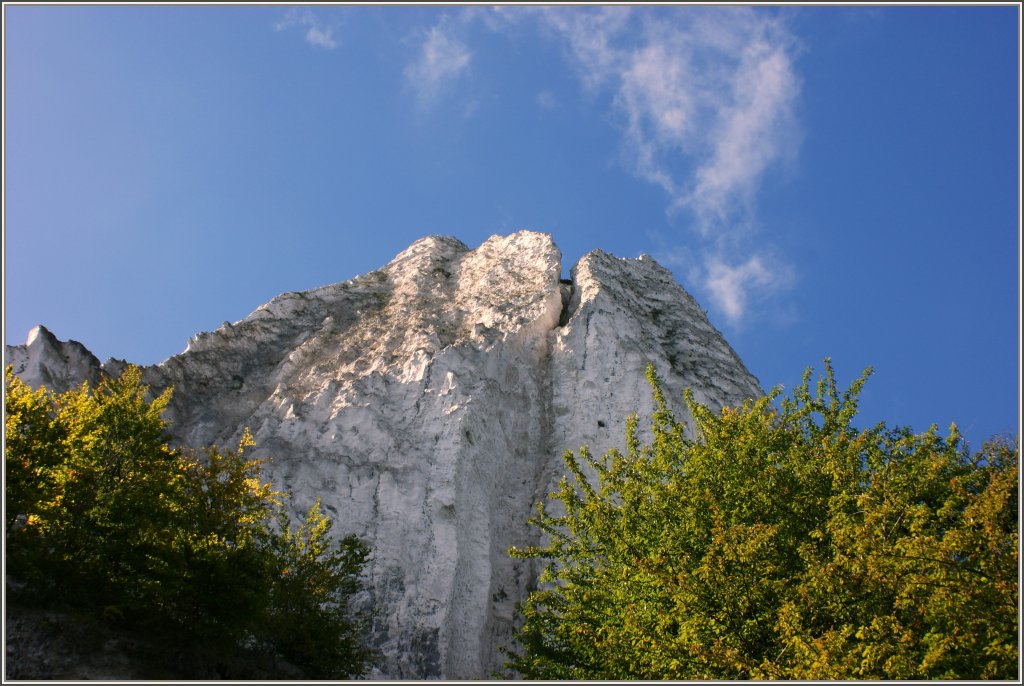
[5,231,762,679]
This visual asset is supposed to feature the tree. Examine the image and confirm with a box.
[262,500,373,678]
[5,365,181,607]
[5,368,67,533]
[4,366,374,678]
[505,361,1018,680]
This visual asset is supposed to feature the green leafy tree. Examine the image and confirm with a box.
[5,370,66,532]
[4,366,374,678]
[262,500,373,678]
[506,361,1018,680]
[6,365,180,606]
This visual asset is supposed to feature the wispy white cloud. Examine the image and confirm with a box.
[275,9,338,50]
[405,25,472,109]
[535,7,631,92]
[527,7,801,324]
[685,29,799,229]
[537,7,799,234]
[704,253,793,325]
[650,235,795,325]
[535,89,557,110]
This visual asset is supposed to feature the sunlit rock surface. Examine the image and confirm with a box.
[6,231,761,679]
[6,324,104,393]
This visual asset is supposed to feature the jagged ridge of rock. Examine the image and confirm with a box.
[5,231,762,679]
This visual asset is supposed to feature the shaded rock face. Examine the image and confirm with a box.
[5,231,761,679]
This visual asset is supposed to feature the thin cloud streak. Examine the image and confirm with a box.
[535,89,557,110]
[405,25,472,109]
[686,32,799,229]
[305,24,337,50]
[276,8,339,49]
[275,9,338,50]
[704,254,793,325]
[535,7,631,92]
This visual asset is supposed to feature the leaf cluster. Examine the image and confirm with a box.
[506,361,1018,680]
[4,366,374,678]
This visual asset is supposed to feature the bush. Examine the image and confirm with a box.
[4,365,374,678]
[506,361,1018,679]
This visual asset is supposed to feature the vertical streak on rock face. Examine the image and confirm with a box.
[6,231,762,679]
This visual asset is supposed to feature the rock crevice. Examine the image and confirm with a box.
[557,278,575,327]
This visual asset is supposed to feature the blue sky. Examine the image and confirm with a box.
[3,4,1020,449]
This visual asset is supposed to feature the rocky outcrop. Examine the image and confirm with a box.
[5,231,761,679]
[5,325,104,393]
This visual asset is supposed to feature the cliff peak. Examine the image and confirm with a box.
[5,232,760,679]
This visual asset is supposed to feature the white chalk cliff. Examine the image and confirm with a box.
[6,231,762,679]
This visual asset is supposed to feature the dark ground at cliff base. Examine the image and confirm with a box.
[4,602,306,680]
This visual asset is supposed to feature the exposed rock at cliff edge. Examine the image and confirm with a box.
[6,231,762,679]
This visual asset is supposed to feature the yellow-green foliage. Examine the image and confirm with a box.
[506,361,1018,680]
[4,366,373,678]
